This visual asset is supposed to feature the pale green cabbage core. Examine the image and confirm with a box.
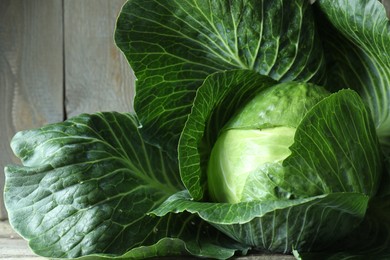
[207,126,296,203]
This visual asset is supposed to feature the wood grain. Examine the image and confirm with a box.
[383,0,390,18]
[0,0,64,220]
[64,0,135,117]
[0,221,45,259]
[0,0,135,220]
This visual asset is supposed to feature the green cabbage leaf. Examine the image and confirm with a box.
[4,112,247,259]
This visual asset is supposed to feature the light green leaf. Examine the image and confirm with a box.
[4,112,245,259]
[205,81,330,204]
[115,0,326,152]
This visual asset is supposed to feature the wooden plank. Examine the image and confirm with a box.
[64,0,135,117]
[383,0,390,18]
[0,0,64,220]
[0,238,45,259]
[0,221,45,259]
[0,220,21,239]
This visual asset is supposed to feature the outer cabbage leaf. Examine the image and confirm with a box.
[313,0,390,196]
[152,190,369,253]
[115,0,326,152]
[295,196,390,259]
[4,112,246,259]
[314,0,390,141]
[282,89,382,198]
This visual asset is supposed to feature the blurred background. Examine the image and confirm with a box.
[0,0,135,220]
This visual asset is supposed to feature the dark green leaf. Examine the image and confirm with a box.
[115,0,326,152]
[311,0,390,202]
[315,0,390,139]
[296,196,390,259]
[4,112,245,259]
[152,190,369,253]
[282,89,382,198]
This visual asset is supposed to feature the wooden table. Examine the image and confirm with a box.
[0,221,44,259]
[0,0,135,220]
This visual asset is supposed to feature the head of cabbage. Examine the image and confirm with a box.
[208,82,329,203]
[152,72,383,253]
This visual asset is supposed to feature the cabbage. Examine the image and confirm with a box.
[4,0,390,259]
[207,83,329,203]
[153,72,381,253]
